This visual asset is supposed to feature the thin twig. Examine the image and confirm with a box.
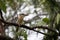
[32,26,58,34]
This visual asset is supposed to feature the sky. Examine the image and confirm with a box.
[8,30,44,40]
[27,31,44,40]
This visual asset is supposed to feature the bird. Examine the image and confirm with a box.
[16,14,28,32]
[17,14,26,25]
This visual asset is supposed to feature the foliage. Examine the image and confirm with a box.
[0,0,24,13]
[0,0,60,40]
[31,0,60,40]
[42,18,49,24]
[0,0,6,13]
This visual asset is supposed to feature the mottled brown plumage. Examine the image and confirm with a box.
[17,13,28,25]
[16,14,28,32]
[17,14,25,25]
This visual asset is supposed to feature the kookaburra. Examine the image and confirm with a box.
[17,14,28,25]
[16,14,28,32]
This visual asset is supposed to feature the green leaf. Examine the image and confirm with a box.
[22,31,27,40]
[56,14,60,24]
[42,18,49,24]
[0,0,6,13]
[37,21,46,26]
[7,0,16,10]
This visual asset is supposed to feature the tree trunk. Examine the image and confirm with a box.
[0,21,5,35]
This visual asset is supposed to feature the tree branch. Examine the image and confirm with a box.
[0,9,4,20]
[0,19,55,37]
[0,35,14,40]
[32,26,58,34]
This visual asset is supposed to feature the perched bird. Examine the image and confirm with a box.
[17,14,26,25]
[16,14,28,32]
